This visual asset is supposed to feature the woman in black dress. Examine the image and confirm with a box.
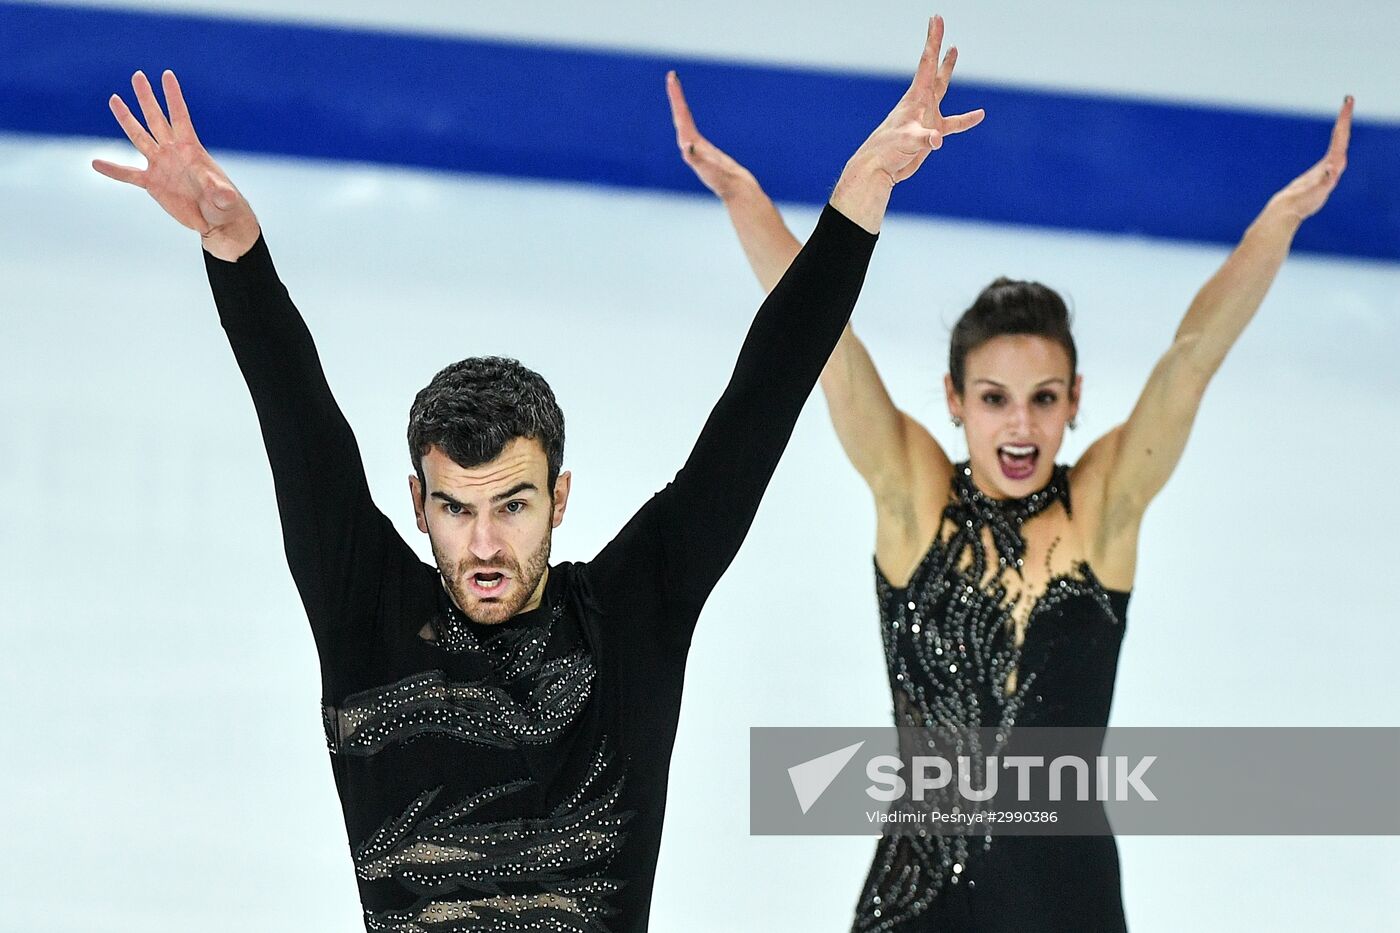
[665,25,1353,931]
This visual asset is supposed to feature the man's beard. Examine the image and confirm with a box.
[433,527,553,625]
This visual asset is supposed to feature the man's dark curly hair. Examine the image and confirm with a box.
[407,356,565,498]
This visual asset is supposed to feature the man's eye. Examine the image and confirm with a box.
[444,503,465,516]
[503,500,526,515]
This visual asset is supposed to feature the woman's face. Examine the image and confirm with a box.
[945,334,1081,499]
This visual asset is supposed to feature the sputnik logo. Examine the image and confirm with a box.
[787,741,866,814]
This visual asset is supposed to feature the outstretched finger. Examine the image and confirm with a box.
[904,15,946,104]
[91,158,146,187]
[666,71,701,143]
[942,108,985,135]
[162,70,199,142]
[108,94,157,159]
[932,45,958,100]
[131,71,174,145]
[1327,95,1354,162]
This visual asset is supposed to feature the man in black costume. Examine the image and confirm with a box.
[92,19,982,929]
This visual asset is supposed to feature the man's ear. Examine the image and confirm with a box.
[551,470,572,528]
[409,474,429,534]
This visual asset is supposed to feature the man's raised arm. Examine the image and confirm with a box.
[590,17,985,628]
[93,70,403,655]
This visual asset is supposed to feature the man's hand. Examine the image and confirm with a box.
[1266,96,1354,225]
[666,71,759,202]
[831,14,985,233]
[92,70,260,261]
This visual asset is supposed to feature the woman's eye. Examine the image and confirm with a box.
[982,393,1004,406]
[1036,392,1058,405]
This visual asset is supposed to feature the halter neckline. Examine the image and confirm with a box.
[948,459,1072,575]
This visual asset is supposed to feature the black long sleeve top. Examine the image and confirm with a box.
[204,203,877,932]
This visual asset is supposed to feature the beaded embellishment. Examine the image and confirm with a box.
[324,597,595,756]
[853,461,1122,931]
[326,574,630,931]
[323,658,595,756]
[357,742,633,932]
[945,460,1072,576]
[430,591,553,659]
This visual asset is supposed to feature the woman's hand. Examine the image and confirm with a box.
[831,14,985,233]
[1266,96,1353,224]
[666,71,759,202]
[92,70,260,261]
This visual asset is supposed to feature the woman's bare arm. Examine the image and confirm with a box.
[1092,98,1354,535]
[664,28,984,506]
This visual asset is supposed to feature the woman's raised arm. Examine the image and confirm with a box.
[1091,98,1354,532]
[665,16,984,513]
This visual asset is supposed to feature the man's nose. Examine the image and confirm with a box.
[468,515,504,562]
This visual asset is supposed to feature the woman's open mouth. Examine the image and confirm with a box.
[998,443,1039,481]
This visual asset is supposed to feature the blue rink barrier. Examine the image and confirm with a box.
[1,1,1395,260]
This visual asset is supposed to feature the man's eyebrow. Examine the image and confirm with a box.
[428,482,539,508]
[491,482,537,503]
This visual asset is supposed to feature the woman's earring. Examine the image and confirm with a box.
[951,416,963,428]
[1068,418,1078,431]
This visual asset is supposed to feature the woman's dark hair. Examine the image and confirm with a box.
[408,356,565,495]
[948,277,1077,395]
